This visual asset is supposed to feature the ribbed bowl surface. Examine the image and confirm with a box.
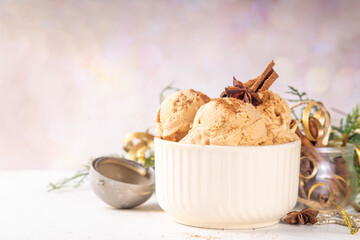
[155,138,301,229]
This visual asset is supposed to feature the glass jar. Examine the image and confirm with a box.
[298,144,358,212]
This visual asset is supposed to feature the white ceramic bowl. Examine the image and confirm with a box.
[154,138,301,229]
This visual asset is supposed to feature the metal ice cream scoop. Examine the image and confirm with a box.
[90,157,155,209]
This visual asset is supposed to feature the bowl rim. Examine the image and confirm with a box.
[90,157,155,187]
[155,137,301,150]
[302,143,355,153]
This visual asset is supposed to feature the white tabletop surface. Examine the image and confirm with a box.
[0,170,358,240]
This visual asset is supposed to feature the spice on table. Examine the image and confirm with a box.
[284,208,319,225]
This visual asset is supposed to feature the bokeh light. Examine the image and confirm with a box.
[0,0,359,168]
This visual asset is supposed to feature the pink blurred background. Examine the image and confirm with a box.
[1,0,359,169]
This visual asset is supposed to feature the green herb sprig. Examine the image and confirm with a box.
[286,86,314,103]
[48,154,125,191]
[286,86,315,120]
[330,104,360,146]
[48,163,90,191]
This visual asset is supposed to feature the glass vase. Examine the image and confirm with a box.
[298,144,358,212]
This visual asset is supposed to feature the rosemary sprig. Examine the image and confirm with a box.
[330,104,360,146]
[286,86,312,102]
[48,154,122,191]
[47,151,155,191]
[286,86,315,121]
[48,163,90,191]
[159,82,180,104]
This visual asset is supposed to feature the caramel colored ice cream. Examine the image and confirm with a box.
[180,128,211,145]
[256,90,299,145]
[155,89,210,142]
[156,61,299,146]
[190,98,267,146]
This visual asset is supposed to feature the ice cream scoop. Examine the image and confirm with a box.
[256,90,298,145]
[90,157,155,209]
[155,89,210,142]
[190,98,267,146]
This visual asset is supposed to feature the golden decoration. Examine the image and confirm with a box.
[299,156,318,179]
[355,143,360,166]
[316,201,360,234]
[290,119,301,133]
[122,131,155,166]
[352,143,360,212]
[290,101,331,146]
[298,153,353,212]
[307,182,332,202]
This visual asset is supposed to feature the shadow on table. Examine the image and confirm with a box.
[104,201,163,212]
[131,201,163,212]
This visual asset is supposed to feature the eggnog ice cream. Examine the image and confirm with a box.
[180,128,211,145]
[155,60,298,146]
[189,98,267,146]
[155,89,210,142]
[256,90,298,145]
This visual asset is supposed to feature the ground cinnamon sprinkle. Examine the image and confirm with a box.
[184,233,221,240]
[213,98,244,113]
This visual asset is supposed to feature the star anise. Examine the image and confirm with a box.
[284,208,319,225]
[220,77,263,106]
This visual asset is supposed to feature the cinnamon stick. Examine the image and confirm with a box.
[250,60,275,92]
[259,71,279,91]
[290,120,313,147]
[243,78,256,89]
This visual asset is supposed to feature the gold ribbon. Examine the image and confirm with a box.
[122,131,155,166]
[290,101,331,146]
[353,143,360,212]
[298,154,353,211]
[331,201,359,234]
[299,156,318,179]
[290,119,301,133]
[316,201,360,235]
[355,143,360,166]
[300,178,352,211]
[307,182,334,209]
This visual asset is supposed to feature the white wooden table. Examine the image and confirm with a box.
[0,170,358,239]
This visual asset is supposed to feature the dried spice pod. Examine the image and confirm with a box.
[220,77,263,106]
[284,208,319,225]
